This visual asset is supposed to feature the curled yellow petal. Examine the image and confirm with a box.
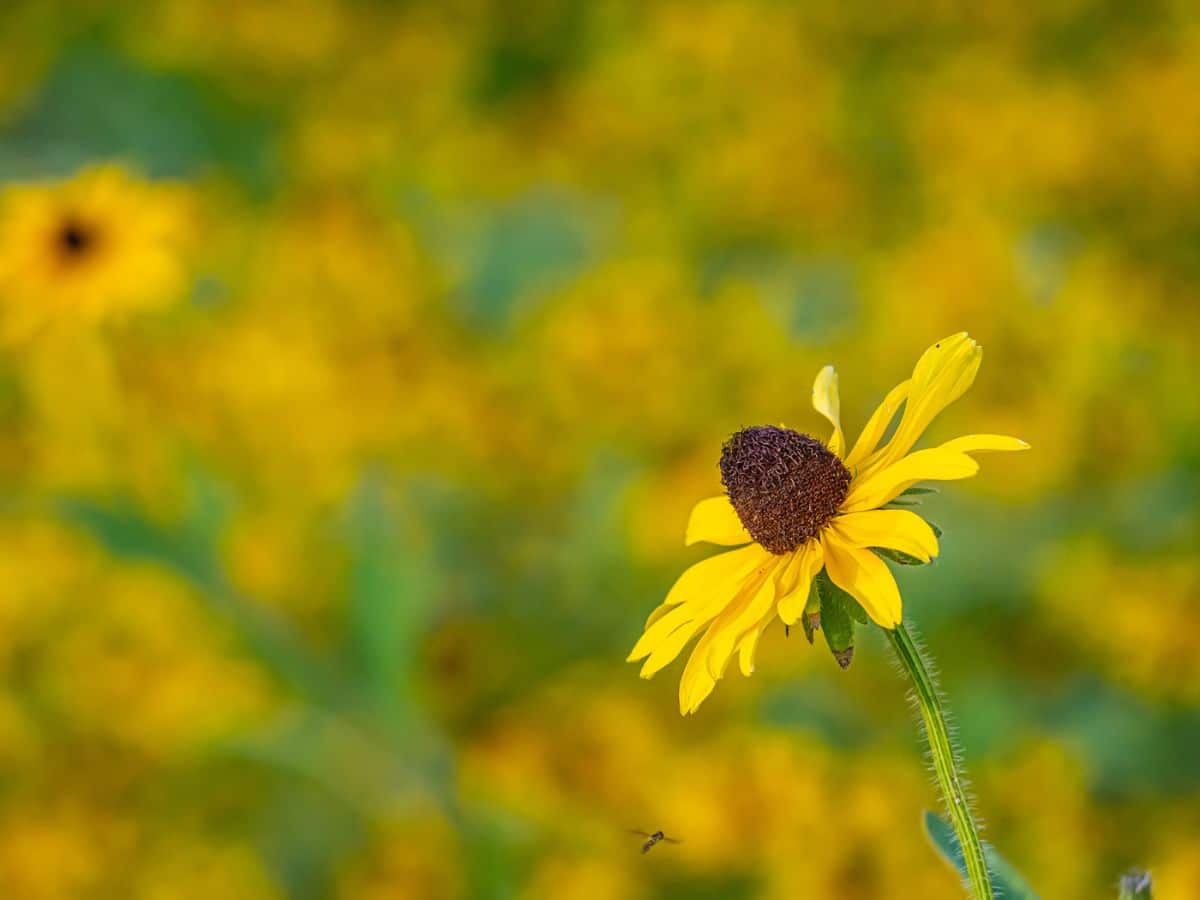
[857,333,982,480]
[820,530,902,628]
[828,509,939,562]
[843,447,979,512]
[686,495,751,546]
[812,364,845,458]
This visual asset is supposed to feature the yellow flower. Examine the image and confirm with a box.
[628,333,1028,714]
[0,164,192,337]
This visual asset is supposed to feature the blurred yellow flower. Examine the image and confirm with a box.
[629,333,1028,714]
[0,164,192,337]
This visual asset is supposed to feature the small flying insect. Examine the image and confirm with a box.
[628,829,682,854]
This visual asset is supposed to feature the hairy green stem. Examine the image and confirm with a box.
[886,621,993,900]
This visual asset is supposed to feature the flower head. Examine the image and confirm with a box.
[628,333,1028,714]
[0,164,193,338]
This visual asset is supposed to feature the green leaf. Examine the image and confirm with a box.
[58,492,342,706]
[923,812,1040,899]
[0,46,277,190]
[57,495,217,587]
[404,187,604,332]
[901,486,940,496]
[259,791,363,900]
[343,475,436,722]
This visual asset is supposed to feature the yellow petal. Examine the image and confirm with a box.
[776,540,825,625]
[643,602,673,629]
[677,558,780,713]
[938,434,1030,454]
[679,652,717,715]
[812,364,846,458]
[828,509,939,562]
[627,544,765,668]
[703,564,778,680]
[686,495,751,546]
[857,334,982,480]
[662,543,765,609]
[820,530,902,627]
[678,623,724,714]
[845,379,910,469]
[636,606,713,678]
[736,618,773,676]
[842,447,979,512]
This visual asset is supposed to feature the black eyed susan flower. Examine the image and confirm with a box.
[628,333,1027,714]
[0,165,192,338]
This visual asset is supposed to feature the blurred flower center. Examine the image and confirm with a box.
[54,217,99,263]
[719,425,850,554]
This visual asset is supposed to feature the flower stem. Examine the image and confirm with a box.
[886,621,993,900]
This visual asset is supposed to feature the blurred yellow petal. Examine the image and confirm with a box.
[845,379,910,469]
[938,434,1030,454]
[685,495,751,546]
[820,530,902,627]
[0,165,193,338]
[776,540,825,625]
[812,364,845,457]
[829,509,939,562]
[843,447,979,512]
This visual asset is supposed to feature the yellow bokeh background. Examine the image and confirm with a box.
[0,2,1197,897]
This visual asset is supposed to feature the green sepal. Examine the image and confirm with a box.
[887,487,940,508]
[814,571,857,666]
[874,547,929,566]
[799,577,820,643]
[817,569,868,625]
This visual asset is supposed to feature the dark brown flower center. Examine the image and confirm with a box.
[719,425,851,554]
[55,217,98,262]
